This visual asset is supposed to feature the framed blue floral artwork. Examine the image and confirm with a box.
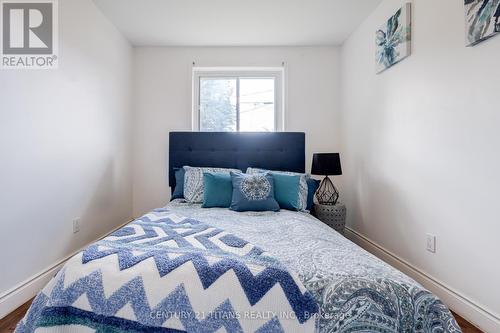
[376,3,412,74]
[465,0,500,46]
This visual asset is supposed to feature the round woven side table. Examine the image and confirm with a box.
[313,202,347,235]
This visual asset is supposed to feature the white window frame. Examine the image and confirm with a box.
[192,67,285,132]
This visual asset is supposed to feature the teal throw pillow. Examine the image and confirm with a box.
[272,173,301,211]
[202,172,233,208]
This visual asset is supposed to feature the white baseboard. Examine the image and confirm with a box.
[345,227,500,333]
[0,219,133,320]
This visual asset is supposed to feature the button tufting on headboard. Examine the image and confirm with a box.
[168,132,305,192]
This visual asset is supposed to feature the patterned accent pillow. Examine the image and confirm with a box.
[183,166,240,203]
[246,167,310,211]
[230,172,280,212]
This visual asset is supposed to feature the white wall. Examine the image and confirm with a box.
[0,0,133,302]
[133,47,341,216]
[340,0,500,330]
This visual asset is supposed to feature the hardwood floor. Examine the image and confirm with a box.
[0,299,32,333]
[452,311,484,333]
[0,299,484,333]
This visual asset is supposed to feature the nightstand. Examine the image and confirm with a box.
[313,202,347,235]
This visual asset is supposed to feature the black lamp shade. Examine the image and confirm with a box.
[311,153,342,176]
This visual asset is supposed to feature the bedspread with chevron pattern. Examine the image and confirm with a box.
[16,209,319,333]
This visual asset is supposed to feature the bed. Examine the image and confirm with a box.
[17,132,461,333]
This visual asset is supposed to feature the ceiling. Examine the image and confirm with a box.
[93,0,382,47]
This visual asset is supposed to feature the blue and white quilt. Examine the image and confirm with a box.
[17,202,462,332]
[16,209,319,332]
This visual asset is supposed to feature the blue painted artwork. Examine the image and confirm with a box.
[465,0,500,46]
[376,3,412,74]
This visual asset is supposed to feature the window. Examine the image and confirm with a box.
[193,68,284,132]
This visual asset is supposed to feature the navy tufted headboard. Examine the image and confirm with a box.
[169,132,305,191]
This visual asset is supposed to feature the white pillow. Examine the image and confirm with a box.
[246,167,310,212]
[183,166,240,203]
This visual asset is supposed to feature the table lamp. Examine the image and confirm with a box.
[311,153,342,205]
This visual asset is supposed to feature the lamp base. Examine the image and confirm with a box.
[315,176,339,205]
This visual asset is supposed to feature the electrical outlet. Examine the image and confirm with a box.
[426,234,436,253]
[73,218,80,234]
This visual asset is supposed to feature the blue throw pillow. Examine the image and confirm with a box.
[202,172,233,208]
[230,172,280,212]
[306,178,320,210]
[171,167,185,200]
[272,173,301,211]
